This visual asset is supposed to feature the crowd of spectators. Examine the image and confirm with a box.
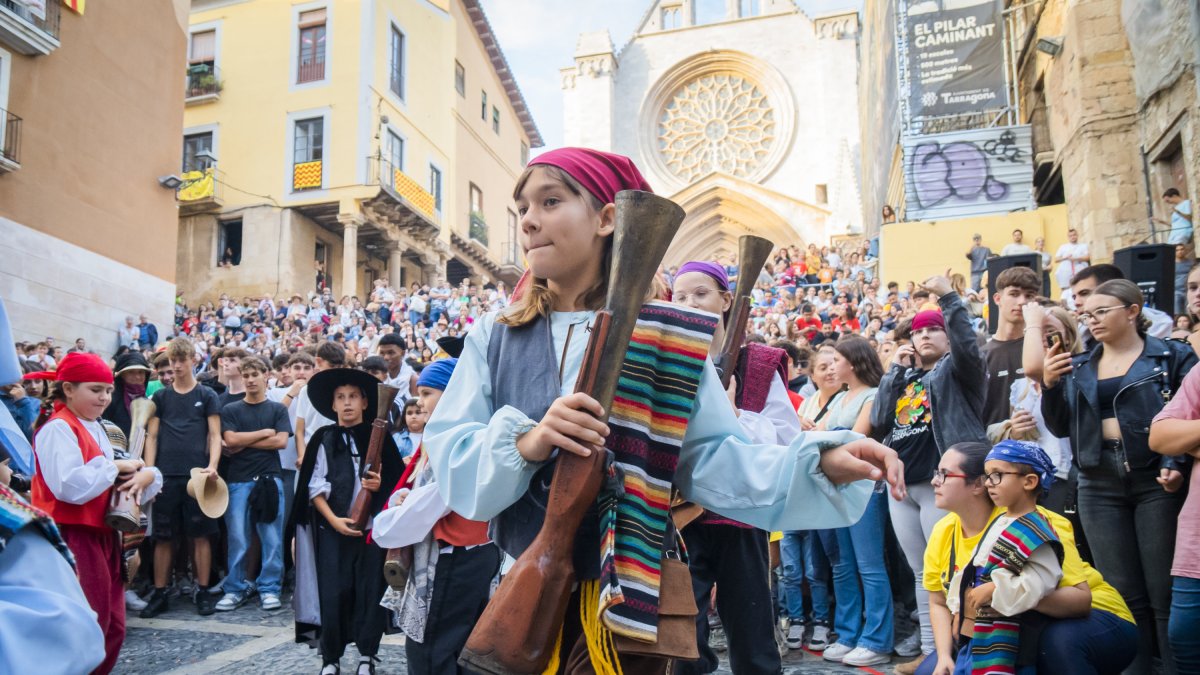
[7,229,1200,674]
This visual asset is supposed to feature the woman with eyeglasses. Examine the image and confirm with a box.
[1042,279,1197,674]
[914,441,1137,675]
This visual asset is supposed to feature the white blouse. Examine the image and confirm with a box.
[33,417,161,505]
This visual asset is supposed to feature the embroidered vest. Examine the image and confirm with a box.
[31,409,110,529]
[0,483,74,567]
[487,315,604,578]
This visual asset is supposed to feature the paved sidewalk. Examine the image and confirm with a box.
[116,595,907,674]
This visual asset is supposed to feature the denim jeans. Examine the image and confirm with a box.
[1078,452,1183,675]
[224,476,285,596]
[1170,576,1200,674]
[779,531,831,623]
[818,491,894,652]
[408,310,423,326]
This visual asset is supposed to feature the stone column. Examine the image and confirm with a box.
[388,245,404,291]
[338,215,363,299]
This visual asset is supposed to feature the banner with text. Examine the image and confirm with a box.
[905,0,1006,120]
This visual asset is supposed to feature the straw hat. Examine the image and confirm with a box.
[187,467,229,518]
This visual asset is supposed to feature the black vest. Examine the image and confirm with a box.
[487,316,603,579]
[320,429,360,518]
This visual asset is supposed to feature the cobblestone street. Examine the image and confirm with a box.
[116,594,904,674]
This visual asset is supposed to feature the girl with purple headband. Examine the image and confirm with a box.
[671,260,804,674]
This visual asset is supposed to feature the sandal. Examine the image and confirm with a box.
[356,656,377,675]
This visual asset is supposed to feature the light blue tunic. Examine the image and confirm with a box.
[423,310,872,532]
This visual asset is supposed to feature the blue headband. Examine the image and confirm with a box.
[416,357,457,391]
[986,440,1057,496]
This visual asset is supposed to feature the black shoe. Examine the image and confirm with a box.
[195,586,217,616]
[140,588,168,619]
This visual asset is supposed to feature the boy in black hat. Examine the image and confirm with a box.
[293,368,403,675]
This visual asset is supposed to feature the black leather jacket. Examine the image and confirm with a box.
[1041,336,1197,473]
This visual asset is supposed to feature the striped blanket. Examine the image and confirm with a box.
[597,301,718,642]
[970,511,1063,675]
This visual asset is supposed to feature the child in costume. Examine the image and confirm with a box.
[946,440,1064,675]
[29,352,162,674]
[293,368,403,675]
[375,357,501,675]
[670,261,801,674]
[424,147,905,674]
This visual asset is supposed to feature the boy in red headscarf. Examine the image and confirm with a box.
[28,352,162,674]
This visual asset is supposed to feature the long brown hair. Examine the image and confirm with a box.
[500,165,609,328]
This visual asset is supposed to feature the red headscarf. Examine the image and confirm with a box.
[513,148,654,301]
[24,352,114,384]
[528,147,652,206]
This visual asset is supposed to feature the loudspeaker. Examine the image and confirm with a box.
[987,254,1044,334]
[1114,244,1175,312]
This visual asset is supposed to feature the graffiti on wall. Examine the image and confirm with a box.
[903,125,1034,221]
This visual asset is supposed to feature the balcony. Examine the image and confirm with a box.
[0,0,60,55]
[469,212,488,246]
[185,63,222,106]
[297,58,325,84]
[362,157,439,237]
[0,108,20,173]
[499,240,524,284]
[176,167,222,214]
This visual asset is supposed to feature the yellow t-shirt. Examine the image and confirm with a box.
[923,506,1134,624]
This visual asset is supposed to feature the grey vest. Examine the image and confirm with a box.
[486,315,603,579]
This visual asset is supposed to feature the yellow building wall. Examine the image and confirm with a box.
[451,0,533,264]
[368,0,454,237]
[879,204,1071,296]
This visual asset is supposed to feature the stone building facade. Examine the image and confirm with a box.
[561,0,864,263]
[859,0,1200,262]
[0,1,187,353]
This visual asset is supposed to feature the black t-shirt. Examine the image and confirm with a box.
[220,398,292,483]
[218,390,246,410]
[890,369,939,483]
[152,384,222,477]
[982,337,1025,427]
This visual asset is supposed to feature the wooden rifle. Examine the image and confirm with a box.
[348,383,401,531]
[712,235,775,388]
[459,190,687,675]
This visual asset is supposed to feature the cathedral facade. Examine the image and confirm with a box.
[561,0,864,263]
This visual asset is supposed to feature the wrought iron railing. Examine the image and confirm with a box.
[0,0,60,39]
[186,63,222,99]
[469,213,488,245]
[0,108,21,165]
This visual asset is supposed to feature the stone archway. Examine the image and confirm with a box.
[664,180,821,266]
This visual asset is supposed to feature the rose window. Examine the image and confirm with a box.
[657,74,776,182]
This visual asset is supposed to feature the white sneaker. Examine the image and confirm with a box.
[823,643,853,662]
[806,624,831,651]
[895,630,922,657]
[260,593,281,611]
[124,589,147,611]
[785,622,804,649]
[843,646,891,667]
[214,592,247,611]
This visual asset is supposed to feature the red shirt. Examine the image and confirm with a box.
[795,315,822,339]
